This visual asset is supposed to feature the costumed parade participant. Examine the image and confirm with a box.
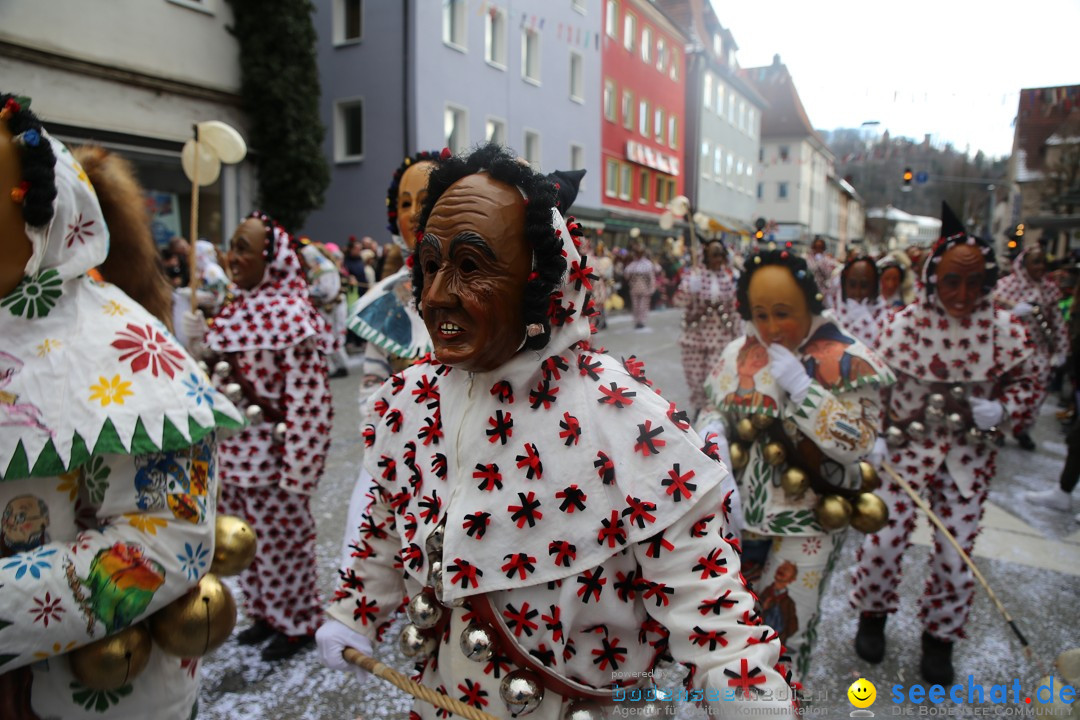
[299,239,349,378]
[877,251,914,311]
[183,211,334,662]
[316,144,797,719]
[993,245,1067,451]
[804,237,838,307]
[850,203,1039,685]
[349,151,440,393]
[833,255,885,348]
[673,239,742,420]
[624,245,657,329]
[0,95,242,719]
[697,249,894,682]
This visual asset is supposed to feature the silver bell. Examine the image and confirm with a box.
[406,589,444,630]
[885,426,906,448]
[213,361,232,379]
[272,422,288,443]
[459,620,497,662]
[425,523,445,557]
[950,385,966,402]
[500,669,544,717]
[245,404,264,425]
[925,406,945,424]
[907,421,926,442]
[398,623,437,659]
[928,393,946,410]
[945,412,965,432]
[967,426,984,442]
[197,360,210,375]
[564,700,606,720]
[428,559,442,585]
[223,382,243,404]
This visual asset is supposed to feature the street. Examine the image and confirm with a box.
[198,308,1080,719]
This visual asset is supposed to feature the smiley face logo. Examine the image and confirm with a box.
[848,678,876,708]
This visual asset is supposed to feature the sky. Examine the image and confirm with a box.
[711,0,1080,159]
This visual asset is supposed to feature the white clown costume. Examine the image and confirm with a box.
[0,126,242,719]
[202,215,334,639]
[326,186,797,719]
[698,307,893,680]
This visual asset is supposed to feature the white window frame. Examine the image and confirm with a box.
[778,182,789,200]
[668,115,677,149]
[444,103,469,154]
[332,0,363,45]
[623,12,636,52]
[522,27,541,85]
[486,116,506,145]
[569,51,584,103]
[640,26,652,63]
[570,143,586,183]
[443,0,467,50]
[669,48,678,80]
[484,6,507,68]
[656,37,665,72]
[621,89,634,130]
[715,82,724,116]
[524,129,542,169]
[701,141,711,179]
[334,97,365,163]
[619,163,632,201]
[603,79,616,122]
[638,168,650,205]
[605,158,619,197]
[605,0,618,38]
[638,98,649,137]
[713,146,722,177]
[653,107,664,144]
[703,73,712,111]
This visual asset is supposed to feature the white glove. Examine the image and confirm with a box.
[1051,352,1066,368]
[845,297,872,321]
[686,273,703,294]
[867,437,888,470]
[969,397,1004,430]
[315,619,373,680]
[701,422,731,470]
[1011,301,1033,317]
[181,310,209,357]
[767,344,812,404]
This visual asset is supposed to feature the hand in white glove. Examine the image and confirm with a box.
[969,397,1004,430]
[181,310,209,357]
[1011,301,1033,317]
[686,273,703,294]
[844,297,872,320]
[866,436,888,470]
[767,343,812,404]
[1051,352,1066,368]
[315,619,373,680]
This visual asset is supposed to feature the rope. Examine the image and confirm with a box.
[343,648,500,720]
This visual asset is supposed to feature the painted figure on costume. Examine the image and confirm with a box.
[758,560,799,645]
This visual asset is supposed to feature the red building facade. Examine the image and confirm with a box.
[601,0,687,226]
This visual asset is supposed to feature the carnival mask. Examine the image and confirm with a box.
[396,160,435,251]
[935,244,986,318]
[227,217,269,291]
[844,260,877,302]
[747,265,812,351]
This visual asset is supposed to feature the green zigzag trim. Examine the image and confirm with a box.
[2,410,243,482]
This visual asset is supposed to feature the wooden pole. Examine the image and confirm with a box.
[188,124,202,313]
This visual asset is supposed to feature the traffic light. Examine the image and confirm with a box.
[1015,223,1024,238]
[755,230,764,240]
[902,167,913,192]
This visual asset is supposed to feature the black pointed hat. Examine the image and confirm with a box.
[547,169,586,213]
[940,201,967,240]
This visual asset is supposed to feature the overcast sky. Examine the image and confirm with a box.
[712,0,1080,158]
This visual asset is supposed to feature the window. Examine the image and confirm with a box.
[703,73,712,110]
[736,158,744,186]
[728,93,736,124]
[748,108,756,138]
[333,0,363,44]
[713,146,722,177]
[726,154,734,183]
[779,145,790,162]
[757,182,763,199]
[669,48,678,80]
[522,28,541,83]
[739,100,746,132]
[656,37,665,71]
[655,176,674,207]
[605,0,617,38]
[485,7,507,67]
[571,144,585,173]
[654,107,664,143]
[715,82,724,116]
[621,90,634,129]
[604,79,616,122]
[524,130,541,168]
[641,27,652,63]
[486,117,506,145]
[443,0,466,48]
[572,0,586,12]
[638,169,650,204]
[701,141,711,178]
[605,158,618,197]
[444,105,467,154]
[570,51,584,102]
[619,163,632,201]
[334,98,364,161]
[638,99,649,137]
[778,182,789,199]
[668,115,677,149]
[623,12,636,51]
[712,33,722,57]
[759,147,764,162]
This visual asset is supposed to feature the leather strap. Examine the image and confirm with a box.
[763,421,859,500]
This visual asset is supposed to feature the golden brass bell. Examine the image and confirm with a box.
[150,573,237,657]
[750,413,774,430]
[735,417,757,442]
[849,492,890,534]
[210,514,257,577]
[728,442,749,471]
[780,467,809,498]
[858,462,881,492]
[762,442,786,467]
[814,495,852,531]
[68,624,152,691]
